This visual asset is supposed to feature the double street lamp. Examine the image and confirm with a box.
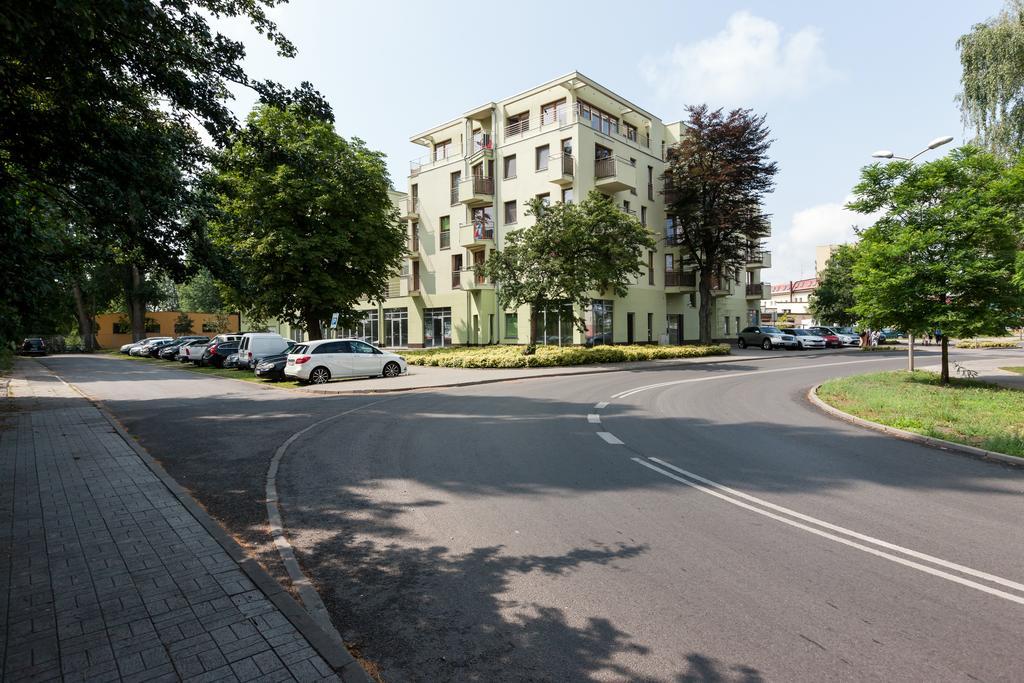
[868,135,954,371]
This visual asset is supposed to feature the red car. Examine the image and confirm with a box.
[809,327,842,348]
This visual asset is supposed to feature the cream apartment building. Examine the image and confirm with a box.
[352,72,771,348]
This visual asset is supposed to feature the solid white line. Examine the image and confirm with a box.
[597,432,624,445]
[587,414,602,424]
[648,458,1024,594]
[631,458,1024,606]
[610,357,889,400]
[595,401,609,410]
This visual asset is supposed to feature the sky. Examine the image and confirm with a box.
[215,0,1004,284]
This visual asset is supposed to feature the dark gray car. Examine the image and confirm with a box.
[737,326,798,350]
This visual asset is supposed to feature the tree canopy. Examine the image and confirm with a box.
[848,147,1024,382]
[663,105,778,343]
[210,103,405,340]
[808,244,859,327]
[483,192,656,346]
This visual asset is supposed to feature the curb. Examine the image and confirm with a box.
[30,360,372,682]
[807,383,1022,468]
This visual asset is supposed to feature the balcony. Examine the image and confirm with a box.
[664,270,696,292]
[594,156,637,194]
[746,249,772,269]
[746,282,771,299]
[410,145,461,176]
[451,270,462,290]
[547,154,574,186]
[710,275,732,296]
[402,274,423,297]
[401,197,419,220]
[470,131,493,160]
[458,269,493,291]
[407,234,420,258]
[574,103,650,149]
[459,222,495,248]
[458,175,494,206]
[505,117,530,138]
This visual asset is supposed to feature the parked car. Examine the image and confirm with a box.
[159,342,185,360]
[737,326,798,350]
[879,328,902,343]
[828,327,861,347]
[782,328,827,350]
[223,353,240,369]
[131,337,173,356]
[179,340,209,363]
[145,339,179,358]
[200,341,239,368]
[284,339,407,385]
[19,338,47,356]
[236,333,294,370]
[254,353,289,381]
[807,327,842,348]
[119,341,137,353]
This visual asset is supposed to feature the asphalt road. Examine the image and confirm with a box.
[40,349,1024,682]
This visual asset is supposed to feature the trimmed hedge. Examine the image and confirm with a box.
[402,344,731,368]
[955,340,1020,349]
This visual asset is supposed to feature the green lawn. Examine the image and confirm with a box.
[98,351,302,388]
[817,371,1024,458]
[1001,367,1024,375]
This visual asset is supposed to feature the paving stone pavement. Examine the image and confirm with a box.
[0,361,354,682]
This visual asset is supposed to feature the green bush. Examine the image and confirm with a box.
[955,340,1020,349]
[402,344,730,369]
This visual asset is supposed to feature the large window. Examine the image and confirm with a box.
[342,310,379,344]
[588,300,614,346]
[434,139,453,161]
[503,155,516,179]
[535,145,549,171]
[538,302,574,346]
[578,100,619,136]
[541,98,567,126]
[666,314,683,344]
[440,216,450,250]
[450,171,461,205]
[562,187,574,204]
[504,200,517,225]
[384,308,408,348]
[504,313,518,339]
[423,307,452,348]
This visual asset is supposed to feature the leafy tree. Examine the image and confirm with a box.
[178,268,224,312]
[210,103,404,340]
[173,313,194,334]
[957,0,1024,156]
[809,244,859,326]
[483,192,657,347]
[664,105,778,343]
[848,147,1024,383]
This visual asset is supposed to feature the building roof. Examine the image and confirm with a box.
[771,278,818,295]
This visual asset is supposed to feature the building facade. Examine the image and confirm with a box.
[95,311,240,348]
[355,72,771,347]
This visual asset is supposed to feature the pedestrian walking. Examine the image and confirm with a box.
[925,331,932,345]
[935,328,943,345]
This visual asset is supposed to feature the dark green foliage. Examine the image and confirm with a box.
[809,244,859,327]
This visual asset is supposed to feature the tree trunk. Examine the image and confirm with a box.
[529,305,539,346]
[127,265,146,342]
[71,283,95,352]
[697,272,713,344]
[940,336,949,384]
[304,312,322,341]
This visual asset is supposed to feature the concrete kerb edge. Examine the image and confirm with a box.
[807,383,1023,468]
[32,359,372,681]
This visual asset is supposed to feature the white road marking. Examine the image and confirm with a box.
[597,432,624,445]
[595,401,609,410]
[610,357,890,400]
[587,414,602,424]
[632,457,1024,606]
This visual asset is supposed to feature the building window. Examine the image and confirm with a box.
[561,137,573,157]
[665,253,674,272]
[434,139,453,161]
[342,310,379,344]
[641,206,647,226]
[623,200,631,214]
[541,98,567,126]
[562,187,574,204]
[506,112,529,136]
[535,145,549,171]
[410,222,419,251]
[505,313,518,339]
[578,100,618,136]
[647,166,654,200]
[589,300,614,346]
[450,171,461,205]
[647,312,654,342]
[384,308,408,347]
[423,307,452,348]
[504,200,517,225]
[440,216,450,250]
[503,155,516,179]
[723,316,730,335]
[451,254,463,289]
[536,192,550,207]
[648,251,655,285]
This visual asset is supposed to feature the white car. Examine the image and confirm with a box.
[285,339,407,385]
[782,328,827,350]
[827,326,861,347]
[129,337,173,355]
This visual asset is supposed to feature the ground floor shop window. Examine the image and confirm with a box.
[343,310,379,344]
[538,302,574,346]
[588,300,613,346]
[423,307,452,347]
[666,314,683,344]
[504,312,518,339]
[384,308,408,347]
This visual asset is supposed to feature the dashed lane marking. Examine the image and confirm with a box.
[597,432,624,445]
[587,414,602,424]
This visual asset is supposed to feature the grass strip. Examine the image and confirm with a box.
[1000,367,1024,375]
[817,370,1024,458]
[402,344,730,368]
[94,351,302,388]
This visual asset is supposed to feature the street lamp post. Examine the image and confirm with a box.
[869,135,954,372]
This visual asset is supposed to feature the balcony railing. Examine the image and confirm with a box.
[459,222,494,243]
[595,156,617,179]
[622,207,637,217]
[746,249,767,263]
[403,197,419,217]
[450,186,459,205]
[561,153,574,176]
[411,145,461,176]
[665,228,686,246]
[665,270,696,288]
[746,283,765,297]
[440,230,450,250]
[574,103,650,148]
[648,183,654,201]
[408,233,419,253]
[451,270,461,289]
[471,131,493,154]
[471,175,494,195]
[505,117,530,137]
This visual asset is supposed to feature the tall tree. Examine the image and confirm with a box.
[210,103,405,340]
[663,105,778,343]
[483,192,657,346]
[808,244,859,327]
[957,0,1024,156]
[178,268,225,313]
[848,147,1024,383]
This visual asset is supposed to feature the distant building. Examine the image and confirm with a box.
[95,311,240,348]
[764,278,818,326]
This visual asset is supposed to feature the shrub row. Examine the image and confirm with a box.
[402,344,731,368]
[955,340,1021,349]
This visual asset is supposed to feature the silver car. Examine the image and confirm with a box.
[782,328,827,350]
[737,326,798,350]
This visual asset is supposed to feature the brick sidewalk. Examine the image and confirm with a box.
[0,361,365,682]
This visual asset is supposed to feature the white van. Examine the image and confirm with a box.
[237,332,293,370]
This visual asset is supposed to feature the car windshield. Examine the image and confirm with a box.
[834,327,855,334]
[760,327,781,334]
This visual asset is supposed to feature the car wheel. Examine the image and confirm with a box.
[309,366,331,384]
[797,341,804,350]
[761,338,772,350]
[382,361,401,378]
[737,338,746,349]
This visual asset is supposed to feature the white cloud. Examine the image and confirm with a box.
[641,11,838,107]
[767,196,880,283]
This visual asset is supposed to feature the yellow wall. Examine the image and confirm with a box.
[95,311,240,348]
